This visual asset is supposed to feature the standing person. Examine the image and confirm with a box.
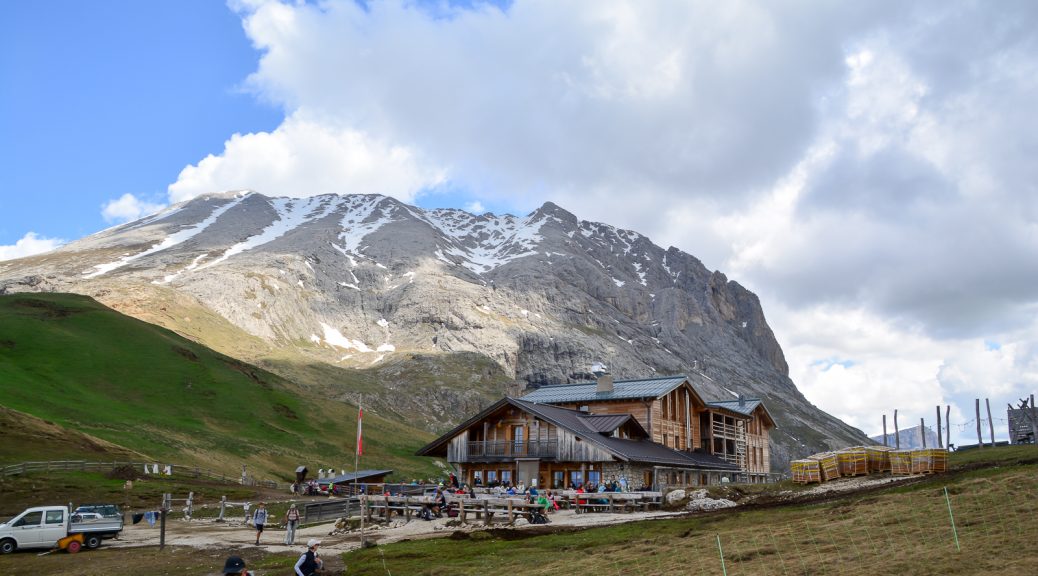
[294,539,325,576]
[252,502,268,545]
[284,503,300,545]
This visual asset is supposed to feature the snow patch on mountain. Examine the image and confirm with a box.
[85,195,247,279]
[199,196,328,270]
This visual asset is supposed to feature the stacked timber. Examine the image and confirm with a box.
[807,452,841,481]
[791,460,822,484]
[836,447,868,476]
[910,448,948,474]
[889,450,913,475]
[865,446,893,473]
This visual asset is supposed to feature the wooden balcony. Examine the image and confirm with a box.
[460,440,559,462]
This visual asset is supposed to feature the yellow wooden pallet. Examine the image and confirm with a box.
[807,452,841,482]
[865,446,893,473]
[836,447,868,476]
[791,459,822,484]
[910,448,948,474]
[889,450,913,475]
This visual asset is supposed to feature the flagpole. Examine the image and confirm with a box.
[353,396,365,547]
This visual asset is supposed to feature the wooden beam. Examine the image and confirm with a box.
[975,399,983,448]
[986,398,995,446]
[894,409,900,450]
[936,406,943,448]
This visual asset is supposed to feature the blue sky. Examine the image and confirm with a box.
[1,0,284,243]
[2,0,1036,444]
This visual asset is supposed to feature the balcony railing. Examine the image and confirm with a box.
[464,440,558,460]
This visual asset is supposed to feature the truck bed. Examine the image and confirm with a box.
[69,517,123,534]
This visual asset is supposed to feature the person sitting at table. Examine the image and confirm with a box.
[575,484,586,506]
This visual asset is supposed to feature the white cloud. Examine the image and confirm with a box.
[167,113,446,204]
[166,0,1038,441]
[463,201,485,214]
[0,232,65,262]
[101,193,166,224]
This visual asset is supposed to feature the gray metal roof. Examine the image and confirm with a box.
[578,414,634,433]
[520,375,690,403]
[319,469,393,484]
[706,399,763,417]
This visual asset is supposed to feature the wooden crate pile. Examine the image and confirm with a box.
[910,448,948,474]
[791,459,822,484]
[889,450,913,475]
[807,452,841,481]
[865,446,893,473]
[836,447,868,476]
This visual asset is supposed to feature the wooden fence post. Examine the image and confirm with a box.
[985,398,995,446]
[975,399,983,448]
[936,406,943,448]
[894,410,900,450]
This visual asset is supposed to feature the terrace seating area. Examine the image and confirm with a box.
[358,490,664,526]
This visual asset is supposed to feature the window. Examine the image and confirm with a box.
[587,471,601,486]
[487,470,498,484]
[552,471,565,489]
[45,510,64,524]
[569,470,584,488]
[473,470,483,485]
[500,470,512,485]
[512,425,525,455]
[14,511,43,527]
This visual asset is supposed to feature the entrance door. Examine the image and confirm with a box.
[516,460,539,488]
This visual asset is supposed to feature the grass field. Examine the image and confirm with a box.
[0,445,1034,575]
[343,445,1038,575]
[0,293,438,480]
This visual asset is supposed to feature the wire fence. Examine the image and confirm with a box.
[0,460,287,490]
[594,473,1038,575]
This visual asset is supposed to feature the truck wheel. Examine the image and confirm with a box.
[85,535,102,549]
[0,539,15,554]
[66,540,82,554]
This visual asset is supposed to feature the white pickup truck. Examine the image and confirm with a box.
[0,505,124,554]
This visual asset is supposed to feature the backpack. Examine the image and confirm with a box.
[531,512,549,524]
[418,507,433,521]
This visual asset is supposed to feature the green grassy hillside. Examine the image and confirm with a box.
[0,293,437,480]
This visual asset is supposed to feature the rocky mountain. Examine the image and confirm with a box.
[870,426,942,450]
[0,192,869,468]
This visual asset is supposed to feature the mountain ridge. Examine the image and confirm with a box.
[0,191,869,468]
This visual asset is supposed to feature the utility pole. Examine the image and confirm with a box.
[882,415,888,446]
[945,405,951,449]
[920,418,926,448]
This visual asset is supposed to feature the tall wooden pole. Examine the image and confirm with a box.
[920,418,926,448]
[882,415,888,446]
[975,399,983,448]
[985,398,995,446]
[894,410,900,450]
[936,406,943,448]
[945,405,951,449]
